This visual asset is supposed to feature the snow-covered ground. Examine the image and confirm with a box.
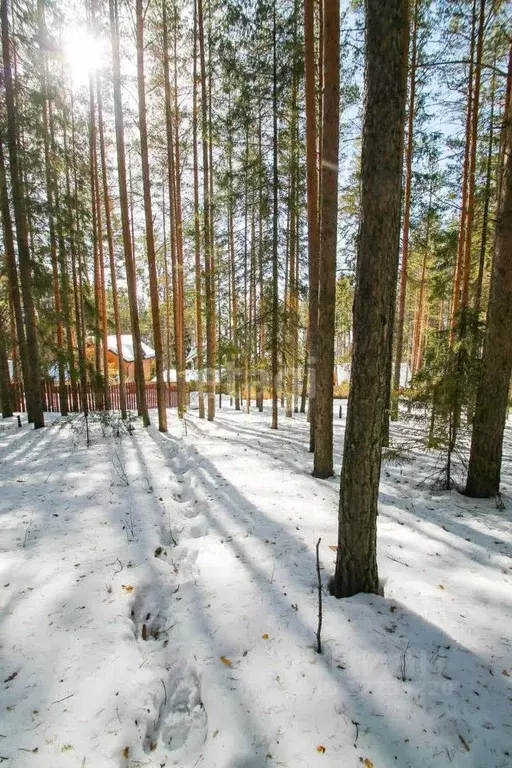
[1,403,511,768]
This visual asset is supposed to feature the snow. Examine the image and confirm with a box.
[152,370,199,384]
[1,404,511,768]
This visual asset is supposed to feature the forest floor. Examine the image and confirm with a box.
[1,401,511,768]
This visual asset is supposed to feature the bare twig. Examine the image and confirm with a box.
[315,537,323,654]
[51,693,75,705]
[399,641,411,681]
[112,449,129,486]
[21,515,34,549]
[161,679,167,707]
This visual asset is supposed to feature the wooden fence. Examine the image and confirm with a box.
[10,380,180,414]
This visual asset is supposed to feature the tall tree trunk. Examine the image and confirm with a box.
[1,0,44,428]
[271,0,279,430]
[391,0,418,418]
[228,123,240,410]
[286,9,299,420]
[198,0,215,421]
[192,0,205,418]
[243,123,251,412]
[331,0,408,597]
[0,309,13,417]
[473,63,496,327]
[109,0,149,425]
[304,0,319,447]
[91,94,110,411]
[162,179,172,374]
[97,72,127,419]
[51,97,76,413]
[163,0,179,409]
[257,99,265,413]
[170,0,186,418]
[136,0,167,431]
[460,0,486,311]
[207,0,217,415]
[89,76,104,410]
[450,0,477,338]
[38,0,67,414]
[67,94,89,417]
[312,0,340,478]
[0,131,30,413]
[465,44,512,498]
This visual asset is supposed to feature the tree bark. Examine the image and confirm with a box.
[198,0,215,421]
[97,71,127,419]
[271,0,279,430]
[391,0,418,418]
[460,0,486,311]
[450,0,477,339]
[192,0,205,418]
[0,310,13,417]
[38,0,67,415]
[1,0,44,428]
[331,0,408,597]
[0,131,30,414]
[136,0,167,431]
[465,44,512,498]
[304,0,319,448]
[67,93,89,417]
[312,0,340,478]
[172,4,186,419]
[109,0,149,425]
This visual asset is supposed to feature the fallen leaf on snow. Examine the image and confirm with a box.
[458,734,470,751]
[502,669,510,677]
[122,746,130,759]
[4,671,18,683]
[316,745,326,753]
[362,760,374,768]
[219,656,233,667]
[121,585,134,593]
[438,584,445,590]
[328,545,338,551]
[262,633,269,640]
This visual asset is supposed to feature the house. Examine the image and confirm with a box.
[106,335,155,382]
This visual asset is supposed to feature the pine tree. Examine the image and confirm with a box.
[1,0,44,428]
[465,43,512,498]
[331,0,408,598]
[136,0,167,431]
[313,0,339,478]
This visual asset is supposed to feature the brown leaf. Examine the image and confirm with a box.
[262,633,269,640]
[316,745,326,753]
[121,585,134,592]
[220,656,233,667]
[438,584,445,590]
[122,746,130,759]
[362,760,374,768]
[328,545,338,551]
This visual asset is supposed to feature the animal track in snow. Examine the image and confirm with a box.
[129,586,168,642]
[143,665,207,756]
[189,519,208,539]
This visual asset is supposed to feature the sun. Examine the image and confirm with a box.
[63,27,102,87]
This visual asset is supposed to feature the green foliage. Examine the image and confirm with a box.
[405,307,484,489]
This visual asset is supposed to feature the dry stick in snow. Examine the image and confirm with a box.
[316,537,322,653]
